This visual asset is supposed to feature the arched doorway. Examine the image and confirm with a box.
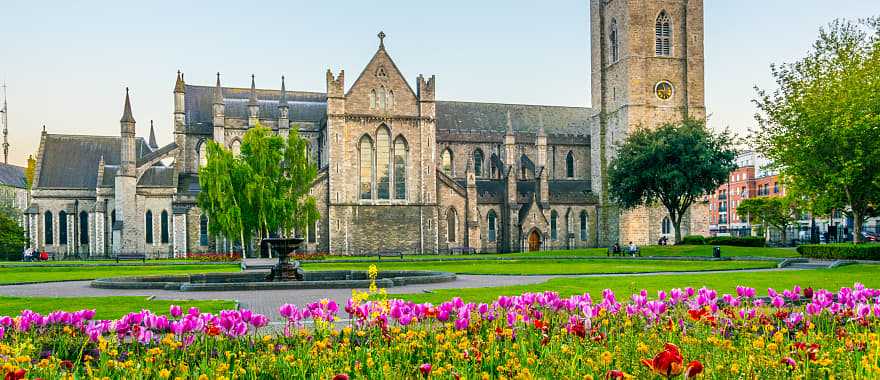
[528,230,542,252]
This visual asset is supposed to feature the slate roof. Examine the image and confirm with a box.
[138,166,175,187]
[184,85,327,134]
[435,101,591,136]
[36,135,152,189]
[0,163,27,188]
[548,180,595,204]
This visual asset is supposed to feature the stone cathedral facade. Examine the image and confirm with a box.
[25,0,708,257]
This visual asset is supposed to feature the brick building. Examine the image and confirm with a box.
[707,151,783,236]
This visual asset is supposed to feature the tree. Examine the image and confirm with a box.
[754,17,880,243]
[736,196,799,243]
[0,212,26,261]
[25,155,36,189]
[198,124,319,256]
[607,118,737,244]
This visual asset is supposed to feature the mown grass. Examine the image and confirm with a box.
[0,264,240,285]
[303,259,777,275]
[394,264,880,304]
[0,296,235,319]
[316,245,798,261]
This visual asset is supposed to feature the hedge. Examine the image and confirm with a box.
[680,235,707,245]
[680,235,765,247]
[797,243,880,260]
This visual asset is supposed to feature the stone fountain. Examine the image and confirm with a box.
[260,238,305,281]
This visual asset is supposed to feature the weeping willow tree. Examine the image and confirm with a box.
[198,124,319,257]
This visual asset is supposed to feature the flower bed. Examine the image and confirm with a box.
[185,252,241,262]
[1,284,879,378]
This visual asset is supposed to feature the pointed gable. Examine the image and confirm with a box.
[346,37,419,117]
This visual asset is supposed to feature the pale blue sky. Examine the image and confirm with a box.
[1,1,877,166]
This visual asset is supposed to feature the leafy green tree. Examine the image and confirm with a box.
[737,196,800,243]
[198,124,319,256]
[754,17,880,243]
[0,212,26,261]
[607,118,737,244]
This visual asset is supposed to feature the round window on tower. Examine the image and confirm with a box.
[655,81,674,100]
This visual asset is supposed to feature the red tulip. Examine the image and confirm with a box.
[4,369,26,380]
[606,370,628,379]
[641,343,684,377]
[685,360,703,379]
[332,374,350,380]
[419,363,432,377]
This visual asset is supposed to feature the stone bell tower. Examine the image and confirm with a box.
[589,0,706,246]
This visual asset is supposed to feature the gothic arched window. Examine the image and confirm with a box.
[487,210,497,242]
[197,139,208,168]
[359,135,374,200]
[388,90,394,109]
[662,216,672,235]
[376,126,391,199]
[161,210,170,244]
[566,151,575,178]
[610,18,620,63]
[551,211,558,241]
[44,211,54,245]
[441,149,453,176]
[655,11,672,57]
[111,210,116,226]
[446,208,457,243]
[145,210,154,244]
[579,211,588,241]
[378,87,387,110]
[59,210,68,245]
[230,140,241,158]
[79,211,89,245]
[370,89,377,110]
[199,214,209,246]
[394,136,408,200]
[473,149,484,177]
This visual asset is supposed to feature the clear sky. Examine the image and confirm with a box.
[0,1,877,166]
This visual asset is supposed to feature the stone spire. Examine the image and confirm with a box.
[248,74,258,106]
[148,120,158,149]
[212,72,224,105]
[505,110,514,136]
[120,88,135,124]
[279,75,288,108]
[174,70,185,94]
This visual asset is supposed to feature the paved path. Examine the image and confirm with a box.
[0,267,799,320]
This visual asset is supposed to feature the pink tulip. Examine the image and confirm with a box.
[170,305,182,318]
[419,363,432,377]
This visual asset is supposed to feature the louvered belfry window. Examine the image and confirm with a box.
[655,11,672,57]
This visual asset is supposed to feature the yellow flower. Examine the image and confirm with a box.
[198,375,209,380]
[637,342,649,354]
[753,338,765,349]
[600,351,613,365]
[159,369,171,379]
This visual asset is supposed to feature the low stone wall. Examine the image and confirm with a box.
[90,270,456,292]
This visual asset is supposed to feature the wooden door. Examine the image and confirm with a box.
[528,230,541,252]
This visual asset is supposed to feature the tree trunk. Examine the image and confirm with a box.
[853,210,863,244]
[672,214,683,245]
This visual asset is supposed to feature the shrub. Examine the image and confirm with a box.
[797,243,880,260]
[187,252,241,262]
[705,236,765,247]
[293,252,327,261]
[680,235,707,245]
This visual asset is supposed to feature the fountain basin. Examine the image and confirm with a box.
[90,270,456,292]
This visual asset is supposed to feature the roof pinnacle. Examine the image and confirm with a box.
[121,87,135,124]
[213,72,224,105]
[248,74,258,106]
[174,70,185,93]
[279,75,288,107]
[148,120,158,149]
[378,31,386,49]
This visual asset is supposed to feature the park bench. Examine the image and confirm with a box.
[114,253,147,263]
[608,247,640,257]
[449,246,476,255]
[376,250,404,260]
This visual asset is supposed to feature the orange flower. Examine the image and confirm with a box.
[687,309,707,321]
[641,343,684,378]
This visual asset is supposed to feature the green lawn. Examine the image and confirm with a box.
[303,258,777,275]
[0,296,235,319]
[315,245,798,261]
[0,264,240,285]
[395,264,880,304]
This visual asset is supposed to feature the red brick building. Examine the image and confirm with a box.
[707,151,783,236]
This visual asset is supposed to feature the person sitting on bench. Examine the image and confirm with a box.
[612,243,621,255]
[628,241,638,257]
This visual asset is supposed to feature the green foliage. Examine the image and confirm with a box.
[705,236,766,247]
[198,124,320,250]
[608,118,737,243]
[25,155,36,189]
[0,212,26,261]
[736,196,800,241]
[754,17,880,243]
[797,243,880,260]
[680,235,708,245]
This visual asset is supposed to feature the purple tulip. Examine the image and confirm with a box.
[170,305,182,318]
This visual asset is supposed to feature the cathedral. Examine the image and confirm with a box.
[25,0,708,257]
